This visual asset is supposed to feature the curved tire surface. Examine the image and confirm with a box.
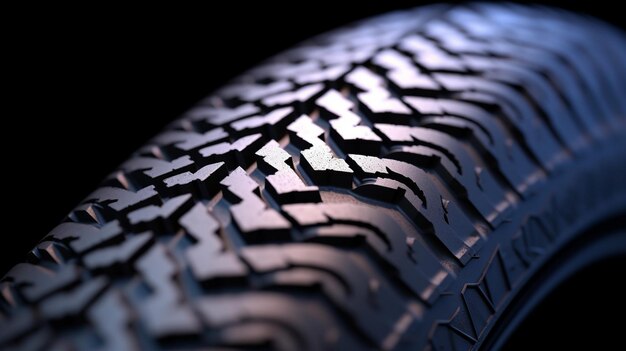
[2,3,626,350]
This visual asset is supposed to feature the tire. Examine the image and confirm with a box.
[2,3,626,350]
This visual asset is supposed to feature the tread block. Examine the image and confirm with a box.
[435,73,566,170]
[256,140,320,204]
[398,34,467,72]
[376,122,510,222]
[345,66,413,124]
[373,49,440,93]
[40,277,108,320]
[316,89,382,154]
[83,232,153,271]
[407,96,540,192]
[387,144,504,225]
[149,128,228,157]
[199,133,265,168]
[218,80,294,102]
[262,83,325,110]
[128,194,194,232]
[163,162,227,198]
[230,106,295,139]
[295,64,350,85]
[220,167,291,240]
[179,203,248,282]
[248,61,321,80]
[135,245,200,338]
[241,244,417,348]
[283,203,451,303]
[120,156,195,187]
[186,103,260,128]
[287,115,354,187]
[197,293,366,350]
[0,309,36,345]
[4,264,79,302]
[47,221,123,254]
[348,154,481,264]
[67,203,109,225]
[28,241,68,265]
[85,186,159,212]
[87,290,137,351]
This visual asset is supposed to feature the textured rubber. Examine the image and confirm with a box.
[2,3,626,351]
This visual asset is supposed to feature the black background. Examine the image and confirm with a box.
[6,1,625,348]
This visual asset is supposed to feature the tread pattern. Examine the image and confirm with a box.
[2,4,626,350]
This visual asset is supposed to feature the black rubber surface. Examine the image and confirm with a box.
[2,3,626,350]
